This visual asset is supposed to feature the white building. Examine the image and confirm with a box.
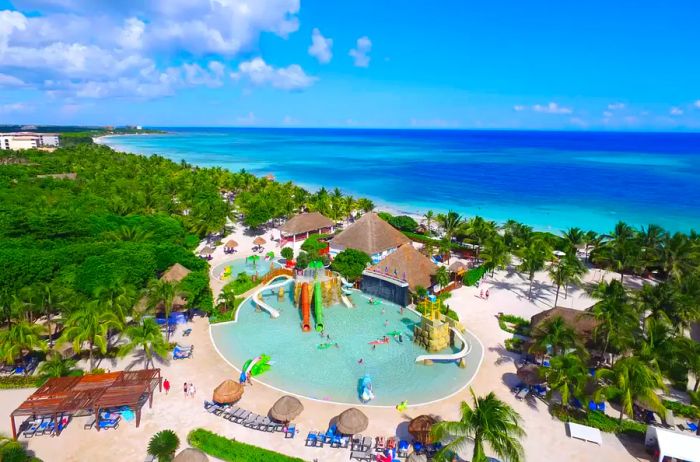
[0,132,60,150]
[39,134,59,147]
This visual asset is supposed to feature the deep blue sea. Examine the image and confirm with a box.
[98,128,700,233]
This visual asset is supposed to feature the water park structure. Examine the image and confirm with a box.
[292,262,343,332]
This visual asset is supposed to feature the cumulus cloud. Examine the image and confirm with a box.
[0,102,32,113]
[694,100,700,109]
[607,102,625,110]
[231,57,316,90]
[349,36,371,67]
[514,102,572,114]
[308,28,332,64]
[0,1,304,99]
[669,107,683,116]
[513,105,526,112]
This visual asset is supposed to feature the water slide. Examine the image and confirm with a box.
[249,276,292,318]
[339,276,354,288]
[340,293,354,308]
[359,374,375,403]
[300,282,311,332]
[313,281,324,332]
[415,328,471,363]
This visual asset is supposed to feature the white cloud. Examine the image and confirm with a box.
[231,57,315,90]
[0,102,32,113]
[349,36,371,67]
[670,107,683,116]
[119,17,145,49]
[694,100,700,109]
[0,72,24,86]
[235,111,257,126]
[514,102,573,115]
[282,115,299,125]
[308,28,332,64]
[607,102,625,110]
[513,105,525,112]
[0,10,27,52]
[603,111,613,118]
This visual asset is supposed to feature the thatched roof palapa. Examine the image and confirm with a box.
[329,212,410,256]
[173,448,209,462]
[279,212,334,236]
[530,306,599,341]
[161,263,191,283]
[253,236,267,246]
[517,364,545,385]
[336,407,369,435]
[224,239,238,249]
[212,379,244,404]
[408,414,437,444]
[368,244,437,291]
[269,395,304,422]
[448,261,467,273]
[199,246,215,256]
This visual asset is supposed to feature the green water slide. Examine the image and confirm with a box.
[314,281,324,332]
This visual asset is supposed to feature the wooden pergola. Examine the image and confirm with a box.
[10,369,161,439]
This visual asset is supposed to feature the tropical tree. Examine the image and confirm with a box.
[582,230,600,262]
[529,316,580,357]
[517,238,552,299]
[544,353,589,408]
[216,284,238,313]
[38,353,82,379]
[435,266,450,290]
[120,318,170,369]
[147,279,183,341]
[436,210,463,241]
[549,253,587,307]
[148,429,180,462]
[59,300,121,372]
[423,210,435,236]
[32,282,64,349]
[597,356,666,421]
[0,321,46,371]
[562,227,585,254]
[464,216,497,258]
[430,388,525,462]
[480,235,511,276]
[593,221,641,282]
[356,198,375,213]
[590,280,638,359]
[659,232,695,281]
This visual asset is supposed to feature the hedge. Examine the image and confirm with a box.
[188,428,305,462]
[497,314,530,335]
[551,405,646,438]
[662,399,700,419]
[402,231,464,251]
[0,375,46,389]
[463,266,486,286]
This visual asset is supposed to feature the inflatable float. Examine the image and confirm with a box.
[317,342,337,350]
[360,374,375,403]
[369,337,390,345]
[239,354,271,382]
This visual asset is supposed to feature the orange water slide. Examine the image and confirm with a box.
[300,282,311,332]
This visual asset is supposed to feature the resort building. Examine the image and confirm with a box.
[329,212,410,263]
[362,243,437,306]
[0,132,60,150]
[279,212,334,245]
[529,306,599,349]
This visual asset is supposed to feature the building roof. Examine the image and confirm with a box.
[161,263,191,283]
[368,244,437,290]
[330,212,410,255]
[279,212,334,236]
[651,426,700,462]
[530,306,599,340]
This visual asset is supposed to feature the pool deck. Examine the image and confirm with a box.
[0,224,653,461]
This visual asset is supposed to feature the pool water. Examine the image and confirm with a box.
[211,258,279,281]
[210,282,482,406]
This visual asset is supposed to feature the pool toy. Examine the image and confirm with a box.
[221,266,232,280]
[313,281,324,332]
[300,282,311,332]
[360,374,374,403]
[395,400,408,412]
[370,299,382,305]
[386,331,402,337]
[369,337,390,345]
[317,342,337,350]
[242,354,271,378]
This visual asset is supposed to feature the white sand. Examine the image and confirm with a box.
[0,225,652,461]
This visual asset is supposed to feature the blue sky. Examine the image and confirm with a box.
[0,0,699,130]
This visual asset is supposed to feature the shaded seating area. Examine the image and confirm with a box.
[10,369,162,439]
[223,239,238,254]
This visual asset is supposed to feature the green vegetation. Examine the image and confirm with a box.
[188,428,305,462]
[463,266,486,286]
[504,337,523,353]
[497,314,530,335]
[662,399,700,419]
[300,233,329,259]
[330,248,371,281]
[0,376,46,389]
[551,405,646,438]
[0,434,43,461]
[148,429,180,462]
[226,272,260,295]
[378,213,419,232]
[280,247,294,261]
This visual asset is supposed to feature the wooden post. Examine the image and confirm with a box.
[135,409,141,428]
[95,407,100,432]
[149,390,153,408]
[10,415,16,440]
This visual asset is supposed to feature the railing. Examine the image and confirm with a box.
[259,267,294,285]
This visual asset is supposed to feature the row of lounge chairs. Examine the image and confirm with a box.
[305,425,350,449]
[204,401,295,437]
[1,356,40,376]
[350,436,432,460]
[83,414,121,431]
[173,344,193,360]
[21,415,71,438]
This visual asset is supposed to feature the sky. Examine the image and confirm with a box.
[0,0,699,130]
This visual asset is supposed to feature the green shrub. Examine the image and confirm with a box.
[463,266,486,286]
[504,337,524,352]
[663,399,700,418]
[188,428,305,462]
[280,247,294,261]
[226,272,259,295]
[402,231,464,251]
[550,405,645,438]
[0,375,46,389]
[330,248,371,282]
[300,233,329,257]
[497,314,530,335]
[210,298,245,324]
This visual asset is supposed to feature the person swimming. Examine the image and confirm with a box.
[358,358,364,364]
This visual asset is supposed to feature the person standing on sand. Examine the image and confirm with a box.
[189,383,196,398]
[163,379,170,395]
[485,289,490,300]
[183,382,188,398]
[479,289,484,299]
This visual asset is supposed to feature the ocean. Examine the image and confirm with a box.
[98,128,700,233]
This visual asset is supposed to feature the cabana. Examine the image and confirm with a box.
[279,212,334,245]
[10,369,161,439]
[329,212,409,263]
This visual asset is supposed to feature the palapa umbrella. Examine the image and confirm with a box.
[224,239,238,249]
[517,364,545,386]
[448,261,466,273]
[269,395,304,422]
[212,379,244,404]
[173,448,209,462]
[253,236,267,246]
[336,408,369,435]
[408,414,437,444]
[200,246,215,257]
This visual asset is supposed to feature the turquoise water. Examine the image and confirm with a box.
[211,258,279,281]
[210,283,482,406]
[99,128,700,233]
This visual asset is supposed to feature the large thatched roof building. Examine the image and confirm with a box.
[329,212,410,263]
[279,212,334,243]
[530,306,599,342]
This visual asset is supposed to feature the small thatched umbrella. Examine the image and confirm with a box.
[173,448,209,462]
[212,379,244,404]
[224,239,238,250]
[253,236,267,246]
[408,415,437,444]
[200,246,215,257]
[270,395,304,423]
[517,364,545,386]
[336,408,368,435]
[448,261,466,273]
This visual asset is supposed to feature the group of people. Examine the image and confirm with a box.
[183,382,197,398]
[479,288,490,300]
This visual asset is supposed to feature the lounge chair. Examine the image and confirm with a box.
[22,419,41,438]
[305,431,319,447]
[35,419,51,435]
[375,436,386,452]
[233,410,251,424]
[284,423,296,438]
[413,442,425,454]
[361,436,373,451]
[350,449,373,461]
[144,455,156,462]
[83,417,96,430]
[515,387,529,400]
[242,414,262,428]
[397,440,410,457]
[183,328,192,337]
[257,416,275,432]
[339,436,350,449]
[225,407,243,422]
[687,422,698,432]
[351,434,364,451]
[222,406,240,420]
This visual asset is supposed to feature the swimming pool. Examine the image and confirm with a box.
[211,257,280,281]
[210,281,483,406]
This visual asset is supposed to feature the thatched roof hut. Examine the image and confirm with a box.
[408,414,437,444]
[161,263,191,283]
[199,246,215,257]
[212,379,244,404]
[173,448,209,462]
[279,212,334,237]
[329,212,410,256]
[517,364,545,385]
[530,307,599,342]
[448,261,467,274]
[336,408,368,435]
[253,236,266,246]
[368,244,437,291]
[224,239,238,249]
[269,395,304,422]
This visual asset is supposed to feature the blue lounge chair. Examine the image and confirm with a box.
[413,441,425,454]
[397,440,410,457]
[22,419,41,438]
[305,431,318,447]
[596,402,606,412]
[688,422,698,432]
[183,328,192,337]
[284,423,296,438]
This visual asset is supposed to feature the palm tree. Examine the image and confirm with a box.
[423,210,435,236]
[544,353,589,408]
[435,266,450,291]
[659,232,695,281]
[38,353,82,379]
[59,300,121,372]
[529,316,580,357]
[590,280,638,359]
[464,216,497,258]
[217,284,238,312]
[436,210,463,242]
[593,221,641,282]
[481,235,511,276]
[120,318,170,369]
[430,388,525,462]
[549,253,587,307]
[562,227,585,253]
[638,224,666,268]
[0,321,46,372]
[148,429,180,462]
[356,198,375,214]
[582,230,599,262]
[33,282,64,349]
[147,279,183,342]
[597,356,666,421]
[517,238,552,299]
